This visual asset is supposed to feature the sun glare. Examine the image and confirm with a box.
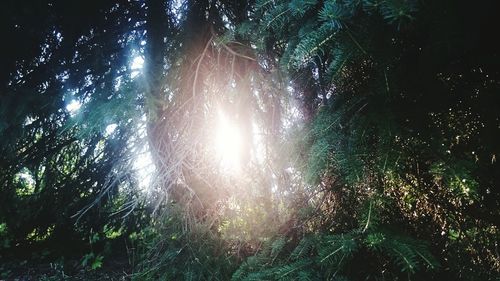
[66,99,81,115]
[215,111,243,172]
[131,56,144,78]
[135,150,154,192]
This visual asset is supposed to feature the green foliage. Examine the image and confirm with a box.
[288,0,318,17]
[134,208,237,281]
[0,1,149,276]
[376,0,418,24]
[81,253,104,271]
[1,0,499,280]
[234,201,439,280]
[240,0,500,279]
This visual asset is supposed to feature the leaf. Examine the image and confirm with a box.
[271,237,287,257]
[91,255,104,270]
[288,0,318,17]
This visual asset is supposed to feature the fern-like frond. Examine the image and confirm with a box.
[262,3,290,32]
[378,0,418,24]
[319,233,358,265]
[291,24,336,69]
[318,1,352,30]
[364,230,440,273]
[288,0,318,17]
[271,237,288,257]
[290,235,315,260]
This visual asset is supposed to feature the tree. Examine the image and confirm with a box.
[232,0,500,279]
[1,0,499,280]
[0,0,147,259]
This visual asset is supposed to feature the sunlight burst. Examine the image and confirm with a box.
[134,149,154,192]
[131,56,144,78]
[66,100,81,115]
[215,111,243,172]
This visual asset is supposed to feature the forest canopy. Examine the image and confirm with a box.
[0,0,499,280]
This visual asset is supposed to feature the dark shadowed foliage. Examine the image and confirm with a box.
[1,0,499,280]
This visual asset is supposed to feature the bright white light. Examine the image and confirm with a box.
[215,111,243,171]
[252,121,266,164]
[134,149,154,192]
[130,56,144,78]
[18,171,35,186]
[132,117,155,192]
[24,116,36,126]
[172,0,185,21]
[66,100,81,114]
[105,123,117,135]
[131,56,144,69]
